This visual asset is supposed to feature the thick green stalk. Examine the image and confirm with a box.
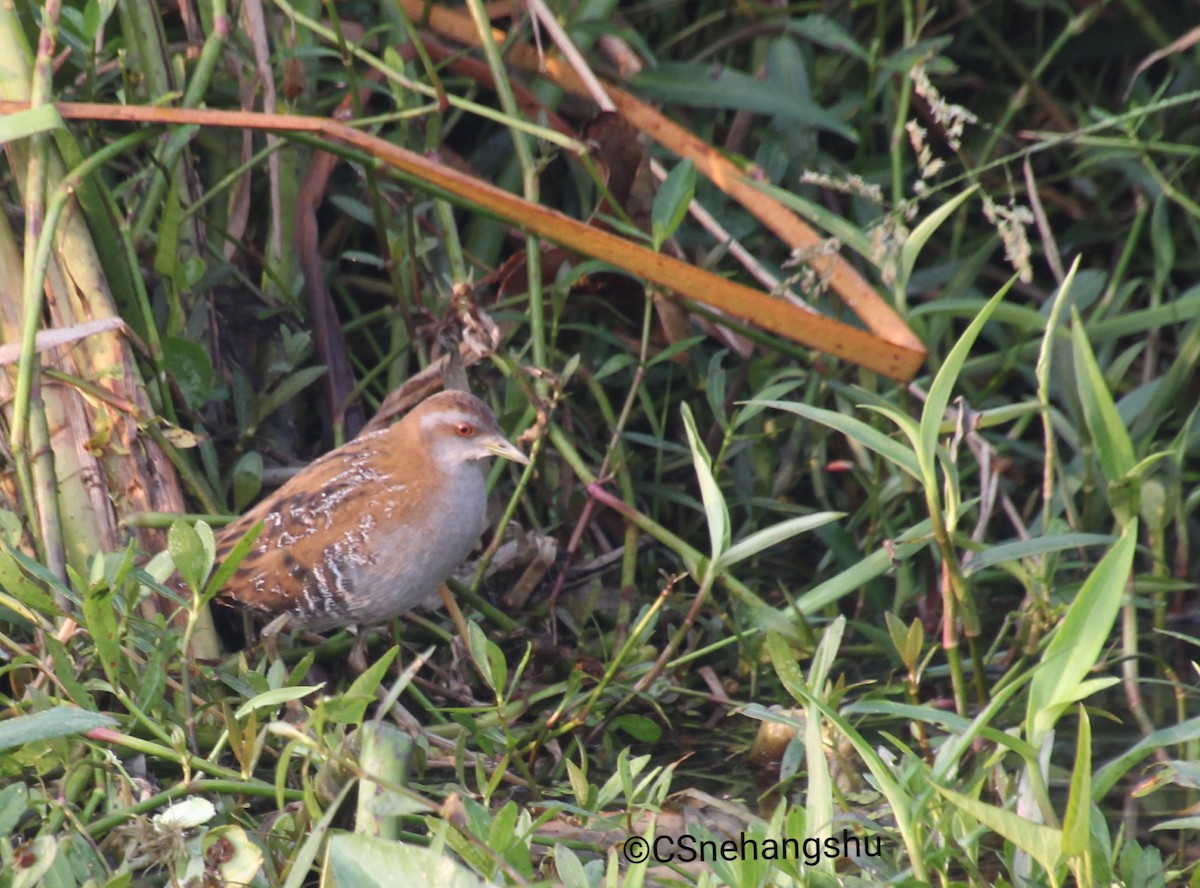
[10,0,60,567]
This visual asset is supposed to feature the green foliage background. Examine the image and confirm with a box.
[1,0,1198,885]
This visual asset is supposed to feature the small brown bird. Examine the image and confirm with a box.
[210,390,529,658]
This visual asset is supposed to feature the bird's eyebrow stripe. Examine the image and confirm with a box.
[419,410,477,430]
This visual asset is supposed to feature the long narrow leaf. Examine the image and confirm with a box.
[752,399,921,479]
[807,619,844,859]
[81,583,122,688]
[1026,523,1136,744]
[0,707,115,753]
[1062,707,1092,859]
[897,185,979,289]
[962,533,1116,573]
[931,783,1064,875]
[791,518,935,615]
[1071,308,1137,483]
[720,511,843,568]
[1093,714,1200,798]
[681,403,729,563]
[919,283,1013,477]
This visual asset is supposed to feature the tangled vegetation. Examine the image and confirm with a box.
[1,1,1198,885]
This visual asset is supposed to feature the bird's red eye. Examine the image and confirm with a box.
[456,422,474,436]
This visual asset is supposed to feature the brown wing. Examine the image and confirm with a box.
[212,422,434,626]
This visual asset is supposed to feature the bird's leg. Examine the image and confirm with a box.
[437,583,473,651]
[259,613,291,663]
[347,625,370,674]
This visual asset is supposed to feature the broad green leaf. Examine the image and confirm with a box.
[327,647,399,724]
[0,783,29,837]
[646,334,706,367]
[179,255,206,289]
[807,614,844,692]
[255,365,328,428]
[885,612,924,668]
[1068,677,1121,701]
[766,631,807,703]
[488,801,521,855]
[168,518,208,594]
[325,833,488,888]
[1027,523,1136,744]
[704,350,728,429]
[0,509,22,547]
[486,638,507,698]
[100,541,139,592]
[785,15,868,60]
[565,760,591,809]
[1126,451,1171,482]
[0,547,58,621]
[613,714,663,743]
[1149,196,1174,276]
[553,844,591,888]
[231,451,263,512]
[81,581,122,687]
[558,353,581,387]
[651,160,695,251]
[931,783,1063,874]
[162,336,221,410]
[0,707,116,753]
[468,621,494,688]
[594,352,635,381]
[203,521,261,604]
[0,105,63,145]
[234,685,324,719]
[82,0,119,42]
[764,37,810,122]
[355,721,418,839]
[1094,715,1200,798]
